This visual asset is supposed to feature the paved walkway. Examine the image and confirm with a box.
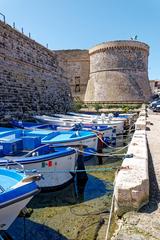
[111,111,160,240]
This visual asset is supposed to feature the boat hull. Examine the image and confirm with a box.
[34,115,124,134]
[0,168,40,231]
[93,122,123,135]
[43,136,98,151]
[0,196,33,230]
[0,152,77,189]
[24,153,77,188]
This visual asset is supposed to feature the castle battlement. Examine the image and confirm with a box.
[89,40,149,55]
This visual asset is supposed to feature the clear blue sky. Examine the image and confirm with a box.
[1,0,160,79]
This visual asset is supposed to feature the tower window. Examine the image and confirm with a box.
[75,76,80,92]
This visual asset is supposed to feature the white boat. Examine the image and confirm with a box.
[34,114,124,134]
[11,120,114,147]
[0,128,79,189]
[34,115,76,127]
[0,147,77,189]
[0,127,99,189]
[57,124,114,144]
[55,113,124,135]
[68,111,137,127]
[0,168,40,230]
[24,129,98,151]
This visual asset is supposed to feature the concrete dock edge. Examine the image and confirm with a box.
[114,110,149,216]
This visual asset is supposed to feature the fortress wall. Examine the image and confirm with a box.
[85,40,151,103]
[0,21,72,120]
[56,50,89,101]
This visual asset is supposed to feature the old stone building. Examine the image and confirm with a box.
[56,50,89,101]
[0,20,72,120]
[0,19,152,120]
[85,40,151,103]
[149,80,160,95]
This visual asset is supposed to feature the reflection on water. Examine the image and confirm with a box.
[76,174,113,203]
[8,148,124,240]
[27,169,113,209]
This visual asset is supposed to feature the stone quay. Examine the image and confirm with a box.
[110,109,160,240]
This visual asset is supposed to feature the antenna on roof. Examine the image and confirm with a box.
[130,35,138,40]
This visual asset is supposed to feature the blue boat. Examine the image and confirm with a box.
[10,120,114,145]
[0,127,98,188]
[10,119,57,130]
[0,168,40,231]
[6,125,98,151]
[0,128,78,189]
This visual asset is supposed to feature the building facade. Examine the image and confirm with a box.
[150,80,160,95]
[56,50,89,101]
[84,40,151,103]
[0,19,152,120]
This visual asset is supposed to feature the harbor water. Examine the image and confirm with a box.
[8,135,129,240]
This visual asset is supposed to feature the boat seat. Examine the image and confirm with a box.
[22,136,41,150]
[0,138,23,155]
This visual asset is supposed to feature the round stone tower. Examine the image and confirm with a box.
[84,40,151,103]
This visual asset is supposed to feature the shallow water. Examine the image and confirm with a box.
[8,133,130,240]
[8,137,127,240]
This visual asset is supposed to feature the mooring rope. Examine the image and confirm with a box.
[104,164,130,240]
[90,129,117,149]
[75,143,130,157]
[105,189,115,240]
[96,134,118,149]
[38,164,132,174]
[105,169,119,240]
[94,125,134,149]
[116,128,135,137]
[38,167,115,174]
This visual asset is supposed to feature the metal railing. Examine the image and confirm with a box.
[0,11,50,50]
[0,185,5,193]
[6,158,25,172]
[0,12,5,23]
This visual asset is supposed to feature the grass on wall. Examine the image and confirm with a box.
[73,101,142,112]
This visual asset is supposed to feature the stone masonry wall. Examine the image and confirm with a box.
[56,50,89,101]
[85,40,151,103]
[0,21,72,121]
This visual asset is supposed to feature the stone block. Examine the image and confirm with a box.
[114,129,149,216]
